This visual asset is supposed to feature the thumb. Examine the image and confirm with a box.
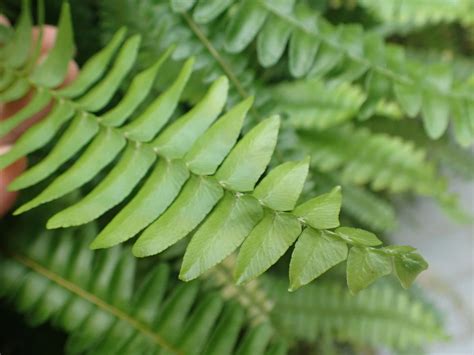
[0,145,27,217]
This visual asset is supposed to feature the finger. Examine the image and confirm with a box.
[0,14,10,26]
[0,145,27,217]
[32,25,58,55]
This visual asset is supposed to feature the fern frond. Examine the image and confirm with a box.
[299,125,445,196]
[269,77,404,130]
[270,78,367,130]
[0,2,429,293]
[0,225,287,355]
[97,0,474,146]
[262,276,447,352]
[173,0,474,146]
[359,0,474,28]
[366,117,474,181]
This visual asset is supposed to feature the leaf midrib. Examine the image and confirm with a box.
[7,250,183,355]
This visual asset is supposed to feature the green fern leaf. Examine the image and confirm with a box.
[0,2,428,292]
[169,0,474,145]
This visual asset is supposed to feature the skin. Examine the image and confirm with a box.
[0,15,79,217]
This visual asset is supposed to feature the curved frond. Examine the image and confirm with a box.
[299,125,445,196]
[0,2,428,292]
[168,0,473,145]
[359,0,474,28]
[262,276,446,351]
[0,225,286,355]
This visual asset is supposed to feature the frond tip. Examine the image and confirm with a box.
[0,3,428,292]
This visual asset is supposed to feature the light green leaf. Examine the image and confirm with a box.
[225,0,268,53]
[91,160,190,249]
[335,227,382,247]
[77,35,141,112]
[122,57,194,142]
[0,78,30,102]
[152,76,228,159]
[421,92,449,139]
[452,100,474,147]
[289,228,347,291]
[393,83,421,118]
[215,116,280,191]
[14,129,126,214]
[180,189,263,281]
[0,89,51,139]
[185,97,252,175]
[30,2,75,88]
[47,143,156,228]
[289,6,319,77]
[57,28,126,98]
[253,158,309,211]
[0,70,14,91]
[180,193,263,281]
[257,16,292,67]
[235,212,301,284]
[99,48,172,127]
[9,113,99,190]
[394,252,428,289]
[193,0,233,24]
[293,186,341,229]
[133,176,223,257]
[347,246,392,293]
[309,31,343,76]
[0,101,74,169]
[171,0,196,12]
[5,0,32,68]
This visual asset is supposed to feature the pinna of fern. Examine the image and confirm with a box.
[0,1,428,293]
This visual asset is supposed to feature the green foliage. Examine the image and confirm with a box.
[299,125,444,195]
[173,0,474,146]
[0,223,443,354]
[0,2,428,293]
[359,0,474,28]
[94,0,472,237]
[98,0,474,146]
[1,0,470,353]
[0,225,287,355]
[262,276,447,351]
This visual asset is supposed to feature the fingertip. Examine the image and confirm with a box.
[32,25,57,54]
[0,14,10,27]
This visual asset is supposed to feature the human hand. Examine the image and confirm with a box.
[0,15,78,217]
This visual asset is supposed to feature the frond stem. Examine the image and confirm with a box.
[258,1,472,102]
[6,250,183,355]
[180,12,262,119]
